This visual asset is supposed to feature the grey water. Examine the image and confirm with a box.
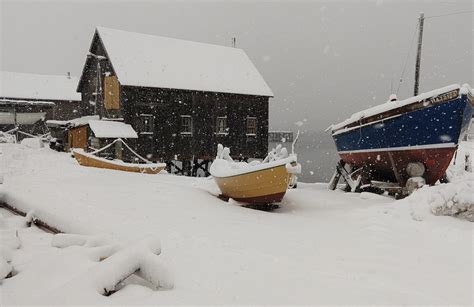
[269,130,339,183]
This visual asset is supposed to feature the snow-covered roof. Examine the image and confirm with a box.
[330,84,472,132]
[88,120,138,139]
[0,71,81,101]
[93,27,273,97]
[0,98,55,106]
[46,115,100,128]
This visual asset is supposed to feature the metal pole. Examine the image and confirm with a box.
[414,12,424,96]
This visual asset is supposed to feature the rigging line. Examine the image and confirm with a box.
[425,10,474,19]
[396,21,419,95]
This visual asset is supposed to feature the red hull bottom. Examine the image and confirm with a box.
[339,147,456,185]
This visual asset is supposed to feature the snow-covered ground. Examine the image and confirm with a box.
[0,142,473,305]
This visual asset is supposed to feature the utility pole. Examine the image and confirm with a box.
[414,12,424,96]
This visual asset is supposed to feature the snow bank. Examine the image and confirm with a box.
[51,233,122,261]
[20,138,44,149]
[0,257,12,279]
[210,144,298,178]
[404,171,474,221]
[0,209,37,280]
[2,143,473,304]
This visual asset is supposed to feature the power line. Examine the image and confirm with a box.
[394,9,473,95]
[425,10,474,19]
[396,21,419,95]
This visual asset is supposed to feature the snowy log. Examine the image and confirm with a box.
[52,234,88,248]
[84,235,170,295]
[0,256,12,280]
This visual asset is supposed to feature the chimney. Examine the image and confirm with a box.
[67,72,71,79]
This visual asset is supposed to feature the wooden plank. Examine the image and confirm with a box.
[104,76,120,110]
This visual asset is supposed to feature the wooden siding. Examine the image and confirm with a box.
[104,76,120,110]
[67,125,88,150]
[121,86,269,161]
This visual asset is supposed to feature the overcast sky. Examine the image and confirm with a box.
[1,0,472,131]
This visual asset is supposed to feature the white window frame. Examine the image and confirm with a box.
[139,114,154,135]
[180,115,193,136]
[246,116,257,136]
[216,116,228,135]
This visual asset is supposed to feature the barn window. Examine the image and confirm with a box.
[140,114,154,134]
[216,116,227,134]
[181,115,193,135]
[246,117,257,135]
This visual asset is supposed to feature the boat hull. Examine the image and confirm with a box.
[339,146,455,185]
[213,164,291,204]
[333,94,473,185]
[73,150,165,174]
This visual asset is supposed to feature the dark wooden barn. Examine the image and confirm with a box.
[77,27,273,175]
[0,71,82,138]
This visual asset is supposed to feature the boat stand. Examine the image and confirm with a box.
[328,160,408,198]
[328,160,362,192]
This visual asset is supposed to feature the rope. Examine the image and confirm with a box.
[86,138,160,170]
[89,138,120,155]
[425,10,474,19]
[3,127,18,134]
[291,130,300,155]
[118,138,153,164]
[396,21,419,95]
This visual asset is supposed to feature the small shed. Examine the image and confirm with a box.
[46,116,137,158]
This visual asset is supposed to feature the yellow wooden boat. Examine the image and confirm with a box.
[72,149,166,174]
[210,145,300,204]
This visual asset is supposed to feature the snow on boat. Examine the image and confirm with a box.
[210,144,301,204]
[328,84,474,187]
[73,149,166,174]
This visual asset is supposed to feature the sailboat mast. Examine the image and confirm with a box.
[414,12,425,96]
